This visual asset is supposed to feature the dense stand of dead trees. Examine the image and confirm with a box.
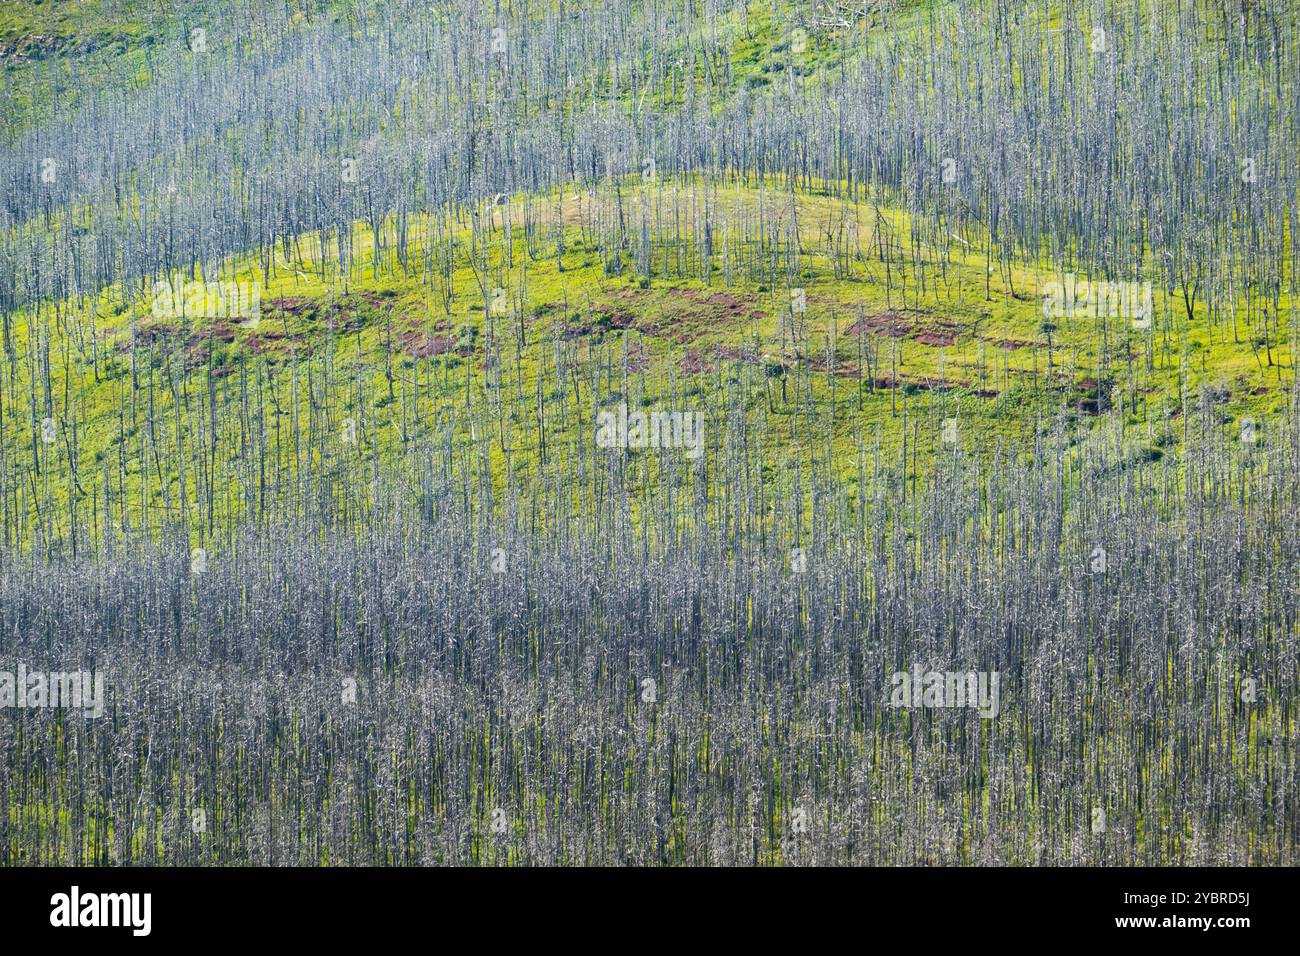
[0,386,1295,864]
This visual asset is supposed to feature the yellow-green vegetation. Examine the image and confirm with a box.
[2,178,1290,551]
[1,0,349,135]
[2,0,1296,872]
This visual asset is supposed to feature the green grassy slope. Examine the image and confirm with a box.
[1,0,350,136]
[0,0,1293,551]
[2,178,1290,552]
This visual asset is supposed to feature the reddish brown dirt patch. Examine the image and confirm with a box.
[186,321,238,349]
[915,330,957,347]
[692,291,748,312]
[846,311,913,337]
[400,330,456,358]
[604,287,754,346]
[322,306,365,333]
[557,306,641,340]
[625,342,649,372]
[986,337,1035,350]
[913,321,963,348]
[680,350,714,375]
[714,344,764,365]
[118,322,180,351]
[265,296,313,315]
[245,333,273,355]
[243,327,311,360]
[809,353,862,377]
[1071,379,1114,415]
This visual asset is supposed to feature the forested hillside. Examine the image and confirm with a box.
[0,0,1295,867]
